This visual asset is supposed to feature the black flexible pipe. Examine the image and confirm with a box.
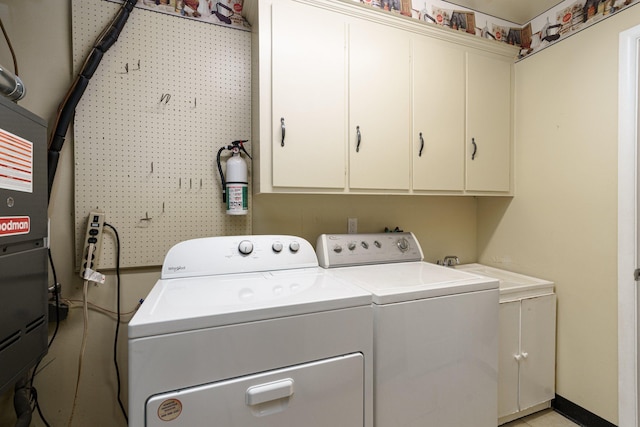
[47,0,137,201]
[216,146,227,203]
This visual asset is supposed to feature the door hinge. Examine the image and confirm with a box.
[635,268,640,281]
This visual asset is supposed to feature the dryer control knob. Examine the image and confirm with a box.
[272,242,283,253]
[348,242,357,251]
[333,245,343,253]
[289,241,300,253]
[396,237,409,252]
[238,240,254,255]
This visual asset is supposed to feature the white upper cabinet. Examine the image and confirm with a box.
[243,0,517,195]
[271,0,347,189]
[412,36,465,191]
[465,52,512,192]
[348,18,411,191]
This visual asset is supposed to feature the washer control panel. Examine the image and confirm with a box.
[316,232,424,268]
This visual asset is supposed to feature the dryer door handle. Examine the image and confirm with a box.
[246,378,294,406]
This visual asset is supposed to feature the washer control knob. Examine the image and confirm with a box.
[272,242,283,253]
[374,240,381,248]
[361,241,369,249]
[396,237,409,252]
[333,245,343,253]
[238,240,254,255]
[289,241,300,253]
[348,242,357,251]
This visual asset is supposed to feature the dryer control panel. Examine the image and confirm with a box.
[316,232,424,268]
[161,235,317,279]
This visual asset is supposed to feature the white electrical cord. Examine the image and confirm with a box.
[68,243,95,427]
[63,298,141,321]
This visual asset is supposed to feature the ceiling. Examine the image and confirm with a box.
[443,0,564,25]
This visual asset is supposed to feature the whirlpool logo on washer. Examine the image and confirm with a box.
[0,216,30,237]
[167,265,186,272]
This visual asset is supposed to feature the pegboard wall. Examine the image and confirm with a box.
[72,0,252,269]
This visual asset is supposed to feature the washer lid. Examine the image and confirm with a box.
[128,268,371,338]
[325,262,498,304]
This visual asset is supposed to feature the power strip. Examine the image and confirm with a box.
[80,211,105,279]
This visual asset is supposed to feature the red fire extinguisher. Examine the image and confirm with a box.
[216,140,251,215]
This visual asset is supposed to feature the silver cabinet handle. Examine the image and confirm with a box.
[419,132,424,157]
[471,137,477,160]
[356,126,361,152]
[281,117,286,147]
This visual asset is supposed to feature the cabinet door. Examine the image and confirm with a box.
[519,294,557,411]
[271,1,347,188]
[412,36,464,191]
[349,19,411,190]
[465,52,511,192]
[498,301,521,418]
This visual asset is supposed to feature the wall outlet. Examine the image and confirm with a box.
[80,211,105,279]
[348,217,358,234]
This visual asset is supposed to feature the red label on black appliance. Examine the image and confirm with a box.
[0,216,30,237]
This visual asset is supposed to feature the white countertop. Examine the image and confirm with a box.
[455,263,554,302]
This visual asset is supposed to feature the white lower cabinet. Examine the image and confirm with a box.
[455,264,556,424]
[499,294,557,422]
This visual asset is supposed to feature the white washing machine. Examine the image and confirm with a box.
[317,233,500,427]
[128,235,373,427]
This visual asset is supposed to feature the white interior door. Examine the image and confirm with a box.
[618,24,640,427]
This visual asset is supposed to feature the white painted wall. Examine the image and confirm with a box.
[477,8,640,425]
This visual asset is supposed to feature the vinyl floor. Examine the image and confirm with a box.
[502,409,581,427]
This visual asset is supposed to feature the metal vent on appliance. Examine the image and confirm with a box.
[0,330,21,353]
[25,315,46,334]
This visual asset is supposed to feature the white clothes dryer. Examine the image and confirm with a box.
[317,232,499,427]
[128,235,373,427]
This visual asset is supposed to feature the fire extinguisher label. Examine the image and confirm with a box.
[226,184,248,213]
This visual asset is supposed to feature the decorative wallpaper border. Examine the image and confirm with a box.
[106,0,251,31]
[109,0,639,57]
[355,0,640,58]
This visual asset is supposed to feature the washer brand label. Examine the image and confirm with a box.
[157,398,182,421]
[167,265,186,272]
[0,216,30,237]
